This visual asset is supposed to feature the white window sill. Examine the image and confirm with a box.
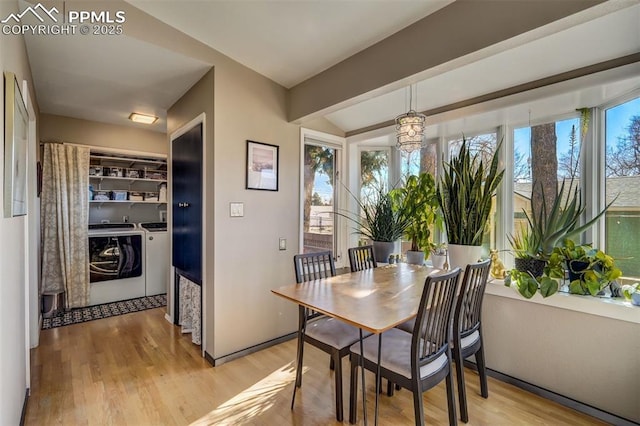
[487,279,640,324]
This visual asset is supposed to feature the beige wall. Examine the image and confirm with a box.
[482,293,639,423]
[0,1,40,423]
[40,114,167,155]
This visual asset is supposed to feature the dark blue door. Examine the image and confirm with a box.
[172,123,203,285]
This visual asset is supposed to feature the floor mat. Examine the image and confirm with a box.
[41,294,167,330]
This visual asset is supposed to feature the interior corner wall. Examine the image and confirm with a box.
[39,114,167,155]
[211,57,305,361]
[0,1,39,423]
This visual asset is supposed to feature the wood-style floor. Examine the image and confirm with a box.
[26,307,606,425]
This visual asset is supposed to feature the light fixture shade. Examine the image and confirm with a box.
[395,109,426,153]
[129,112,158,124]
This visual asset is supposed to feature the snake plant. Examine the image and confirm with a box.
[437,138,504,246]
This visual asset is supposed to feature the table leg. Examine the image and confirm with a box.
[375,333,382,426]
[359,328,367,426]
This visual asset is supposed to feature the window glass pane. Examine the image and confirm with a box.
[448,133,498,257]
[513,118,581,245]
[605,97,640,279]
[303,144,336,254]
[360,149,388,200]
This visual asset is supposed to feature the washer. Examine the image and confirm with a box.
[139,222,169,296]
[88,223,146,305]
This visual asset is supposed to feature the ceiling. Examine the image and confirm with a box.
[18,0,640,136]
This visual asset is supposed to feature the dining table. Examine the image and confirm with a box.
[272,262,438,425]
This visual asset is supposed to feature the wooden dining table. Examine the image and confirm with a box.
[272,262,438,425]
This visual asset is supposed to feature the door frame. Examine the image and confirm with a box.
[168,113,207,357]
[299,128,347,267]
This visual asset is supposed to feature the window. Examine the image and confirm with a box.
[604,96,640,279]
[448,132,498,257]
[359,149,389,200]
[302,141,339,255]
[513,117,581,242]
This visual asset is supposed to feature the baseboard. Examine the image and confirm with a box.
[211,332,297,366]
[20,388,29,426]
[204,350,215,366]
[164,313,172,323]
[463,360,637,426]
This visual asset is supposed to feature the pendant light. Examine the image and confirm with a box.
[395,85,426,153]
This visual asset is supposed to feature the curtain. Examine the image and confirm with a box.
[41,143,90,309]
[179,275,202,345]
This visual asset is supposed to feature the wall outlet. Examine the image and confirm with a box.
[279,238,286,251]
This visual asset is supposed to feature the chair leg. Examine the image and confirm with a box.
[445,367,458,426]
[476,346,489,398]
[412,384,425,426]
[333,352,344,422]
[387,379,394,396]
[330,357,335,371]
[454,347,469,423]
[349,355,359,424]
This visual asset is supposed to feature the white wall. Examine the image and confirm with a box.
[0,1,39,423]
[482,285,640,423]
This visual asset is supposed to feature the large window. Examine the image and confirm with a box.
[360,149,389,200]
[605,96,640,279]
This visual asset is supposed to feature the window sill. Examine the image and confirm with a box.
[486,279,640,324]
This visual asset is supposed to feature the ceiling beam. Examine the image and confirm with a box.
[288,0,606,123]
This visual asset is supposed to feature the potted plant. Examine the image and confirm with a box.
[507,223,545,278]
[338,185,413,263]
[389,172,440,265]
[507,239,623,299]
[622,282,640,306]
[436,138,504,269]
[430,243,448,269]
[554,240,623,296]
[506,179,617,299]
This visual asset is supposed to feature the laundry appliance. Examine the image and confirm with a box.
[139,222,169,296]
[88,223,145,305]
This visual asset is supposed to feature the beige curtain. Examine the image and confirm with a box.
[41,143,90,309]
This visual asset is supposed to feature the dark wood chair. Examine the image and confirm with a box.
[349,267,462,425]
[453,259,492,423]
[292,251,364,422]
[348,245,377,272]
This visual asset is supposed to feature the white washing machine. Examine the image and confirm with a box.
[139,222,169,296]
[88,223,146,305]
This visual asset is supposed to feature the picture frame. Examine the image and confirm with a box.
[4,71,28,217]
[246,140,279,191]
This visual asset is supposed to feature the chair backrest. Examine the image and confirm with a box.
[348,245,377,272]
[454,259,492,340]
[293,251,336,283]
[412,268,462,365]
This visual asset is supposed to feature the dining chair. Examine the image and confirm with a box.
[348,267,462,425]
[292,251,364,422]
[453,259,491,423]
[348,245,377,272]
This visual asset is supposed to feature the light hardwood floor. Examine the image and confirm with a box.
[26,308,607,425]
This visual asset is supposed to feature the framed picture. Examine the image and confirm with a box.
[4,71,28,217]
[246,140,279,191]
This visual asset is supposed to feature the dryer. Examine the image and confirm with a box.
[88,223,145,305]
[139,222,169,296]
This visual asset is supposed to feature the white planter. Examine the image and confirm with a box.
[405,250,425,265]
[431,253,447,270]
[447,244,483,271]
[372,241,395,263]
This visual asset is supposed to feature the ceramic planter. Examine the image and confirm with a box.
[447,244,483,270]
[405,250,425,265]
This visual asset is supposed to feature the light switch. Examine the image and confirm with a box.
[279,238,286,251]
[230,202,244,217]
